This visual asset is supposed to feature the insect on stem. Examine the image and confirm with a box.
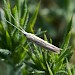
[4,18,61,54]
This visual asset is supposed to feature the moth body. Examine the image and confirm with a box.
[24,32,60,53]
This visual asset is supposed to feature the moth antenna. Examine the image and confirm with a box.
[10,13,24,31]
[4,18,27,34]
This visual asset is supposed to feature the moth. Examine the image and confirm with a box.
[4,18,61,54]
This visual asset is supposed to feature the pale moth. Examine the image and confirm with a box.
[4,15,61,54]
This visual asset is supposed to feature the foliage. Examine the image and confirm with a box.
[0,0,74,75]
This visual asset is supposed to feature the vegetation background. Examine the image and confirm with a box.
[0,0,75,75]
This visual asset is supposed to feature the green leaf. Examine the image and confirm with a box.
[56,70,68,75]
[66,16,73,35]
[56,47,71,63]
[3,0,11,21]
[50,38,52,44]
[20,0,28,27]
[53,60,63,74]
[17,0,24,19]
[36,28,47,36]
[24,61,38,70]
[6,31,12,49]
[12,6,19,27]
[26,2,40,33]
[71,66,75,75]
[62,31,71,50]
[44,34,48,41]
[62,16,73,49]
[46,61,53,75]
[66,59,72,75]
[24,46,46,71]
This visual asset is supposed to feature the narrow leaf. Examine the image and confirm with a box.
[66,59,72,75]
[6,31,12,49]
[26,2,40,33]
[56,48,71,63]
[46,61,53,75]
[62,16,73,49]
[3,0,11,21]
[62,31,71,50]
[12,6,19,27]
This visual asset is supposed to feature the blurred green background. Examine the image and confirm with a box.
[0,0,75,75]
